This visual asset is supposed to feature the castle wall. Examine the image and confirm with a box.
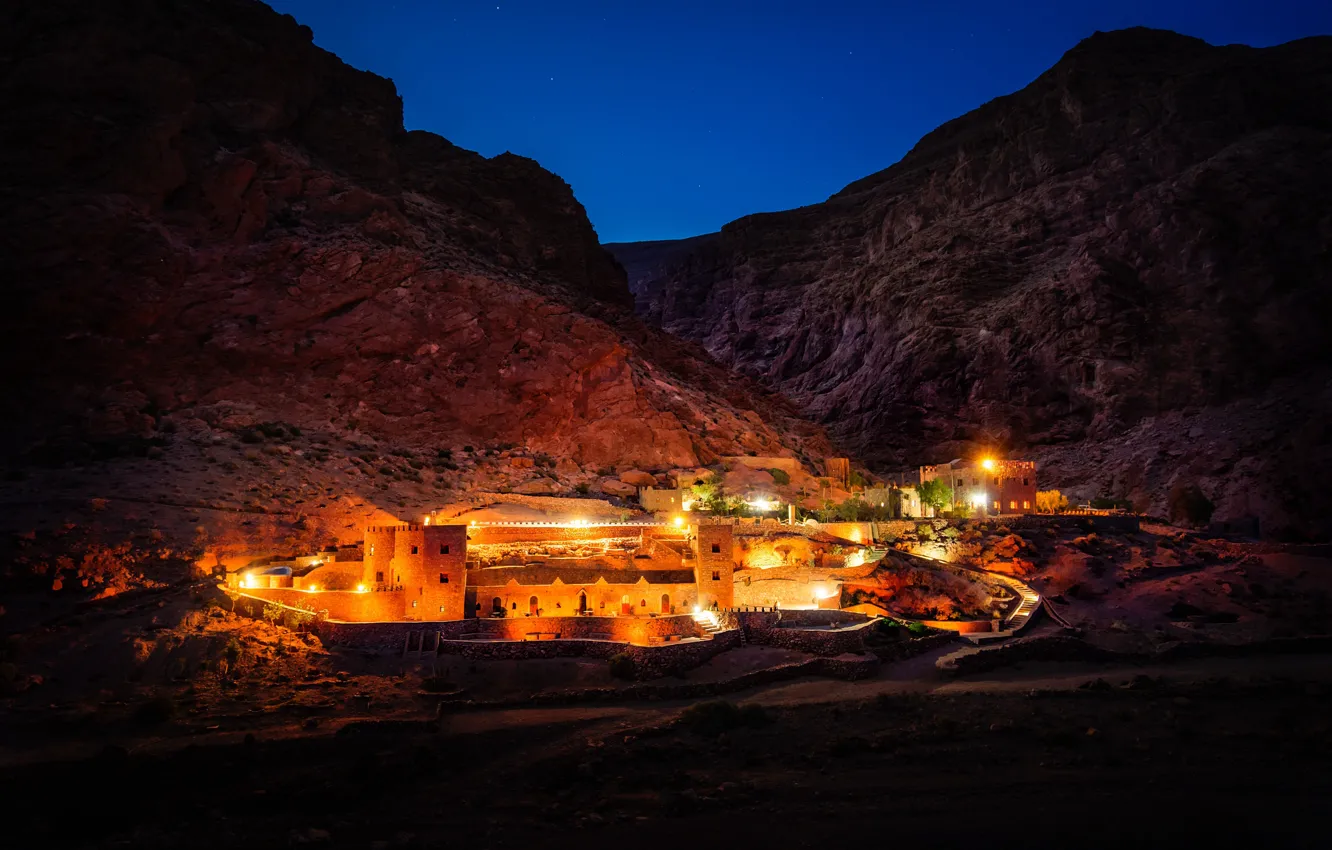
[466,524,682,547]
[733,572,842,610]
[467,582,698,619]
[231,587,407,623]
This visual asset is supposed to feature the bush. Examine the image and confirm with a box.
[574,482,590,495]
[135,696,177,725]
[1167,483,1214,526]
[916,523,934,540]
[1036,490,1070,514]
[608,653,637,680]
[678,700,771,736]
[906,621,930,636]
[769,468,791,486]
[222,637,242,665]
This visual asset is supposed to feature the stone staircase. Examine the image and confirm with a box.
[692,610,722,635]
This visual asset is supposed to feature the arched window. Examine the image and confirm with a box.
[529,595,539,616]
[491,596,503,613]
[578,592,588,613]
[660,593,670,614]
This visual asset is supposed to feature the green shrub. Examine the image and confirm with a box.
[769,468,791,486]
[608,653,637,680]
[916,523,934,540]
[906,621,930,636]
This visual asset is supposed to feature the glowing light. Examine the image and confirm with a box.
[672,515,684,527]
[693,604,702,614]
[241,576,254,589]
[356,584,368,593]
[469,520,477,526]
[307,585,319,593]
[814,586,839,600]
[682,499,695,512]
[970,491,987,508]
[981,458,995,471]
[748,498,775,512]
[423,515,431,526]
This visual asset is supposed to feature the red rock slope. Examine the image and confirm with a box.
[0,0,827,472]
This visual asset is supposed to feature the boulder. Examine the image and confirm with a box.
[618,469,657,488]
[513,478,557,495]
[599,479,638,498]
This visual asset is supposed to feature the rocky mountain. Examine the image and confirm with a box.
[0,0,828,476]
[612,29,1332,539]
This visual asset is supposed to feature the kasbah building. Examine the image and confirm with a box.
[225,455,1038,642]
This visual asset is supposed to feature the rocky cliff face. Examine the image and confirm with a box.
[613,29,1332,538]
[0,0,827,474]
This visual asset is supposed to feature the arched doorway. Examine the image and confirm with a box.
[620,594,632,616]
[528,595,539,616]
[491,596,503,616]
[660,593,670,614]
[578,591,588,614]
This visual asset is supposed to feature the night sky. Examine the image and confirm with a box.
[265,0,1332,243]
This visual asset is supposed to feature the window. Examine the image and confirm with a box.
[474,602,481,611]
[440,544,450,555]
[1022,477,1030,486]
[511,602,517,610]
[375,571,384,583]
[993,477,1000,487]
[956,479,964,488]
[711,543,721,553]
[411,545,419,555]
[971,478,979,486]
[439,573,448,584]
[639,599,646,608]
[1010,500,1018,510]
[712,570,720,581]
[439,606,445,613]
[1023,500,1031,510]
[993,501,1000,511]
[369,545,375,555]
[412,600,418,608]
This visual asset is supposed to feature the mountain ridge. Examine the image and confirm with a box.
[610,27,1332,538]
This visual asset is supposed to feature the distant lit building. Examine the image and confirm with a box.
[919,458,1037,515]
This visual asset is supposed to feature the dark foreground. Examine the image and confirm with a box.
[7,668,1331,849]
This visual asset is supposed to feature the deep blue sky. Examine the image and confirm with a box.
[266,0,1332,243]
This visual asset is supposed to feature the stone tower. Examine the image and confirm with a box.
[692,522,734,610]
[419,524,468,620]
[387,524,467,621]
[363,525,397,588]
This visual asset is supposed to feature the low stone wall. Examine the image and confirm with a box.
[315,619,477,653]
[777,609,869,628]
[311,613,703,651]
[815,521,874,544]
[870,632,957,663]
[467,613,702,644]
[436,629,742,679]
[754,623,871,656]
